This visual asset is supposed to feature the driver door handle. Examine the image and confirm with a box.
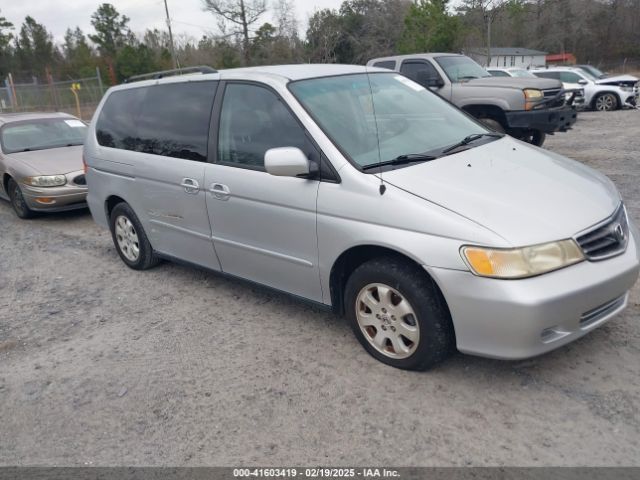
[209,183,231,201]
[181,178,200,194]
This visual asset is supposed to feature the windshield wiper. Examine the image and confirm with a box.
[362,153,438,171]
[441,133,504,155]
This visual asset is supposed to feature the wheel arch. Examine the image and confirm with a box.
[2,173,12,193]
[329,244,450,318]
[461,104,508,129]
[592,90,621,110]
[105,194,128,220]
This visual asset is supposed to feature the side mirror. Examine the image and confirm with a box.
[264,147,310,177]
[578,79,588,85]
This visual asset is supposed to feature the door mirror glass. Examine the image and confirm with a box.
[264,147,310,177]
[578,79,588,85]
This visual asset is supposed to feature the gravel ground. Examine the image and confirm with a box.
[1,110,639,467]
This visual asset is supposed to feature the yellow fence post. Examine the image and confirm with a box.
[70,83,82,120]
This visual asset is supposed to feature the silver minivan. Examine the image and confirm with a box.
[84,65,640,370]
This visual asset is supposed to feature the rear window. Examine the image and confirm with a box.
[96,81,217,162]
[373,61,396,70]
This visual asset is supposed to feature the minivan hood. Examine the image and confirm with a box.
[381,137,620,246]
[7,145,83,175]
[464,76,562,90]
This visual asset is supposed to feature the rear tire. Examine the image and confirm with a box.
[8,178,34,219]
[344,257,455,371]
[109,202,160,270]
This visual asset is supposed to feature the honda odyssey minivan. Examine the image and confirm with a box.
[84,65,639,370]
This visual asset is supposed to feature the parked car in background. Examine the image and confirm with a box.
[487,67,537,78]
[532,66,639,111]
[368,53,576,146]
[85,65,639,371]
[0,112,88,218]
[489,67,585,109]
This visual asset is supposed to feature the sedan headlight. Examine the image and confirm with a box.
[25,175,67,187]
[620,86,634,92]
[461,239,584,279]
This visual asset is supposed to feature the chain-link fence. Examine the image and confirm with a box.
[1,68,105,121]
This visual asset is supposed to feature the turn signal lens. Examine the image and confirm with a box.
[461,240,584,279]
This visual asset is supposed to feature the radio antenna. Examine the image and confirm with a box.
[365,67,385,195]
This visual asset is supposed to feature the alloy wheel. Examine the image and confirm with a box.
[115,215,140,262]
[355,283,420,359]
[595,94,616,111]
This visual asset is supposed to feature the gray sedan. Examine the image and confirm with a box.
[0,112,88,218]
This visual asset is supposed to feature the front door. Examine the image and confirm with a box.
[204,82,323,302]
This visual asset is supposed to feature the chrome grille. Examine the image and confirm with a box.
[543,88,562,98]
[575,204,629,261]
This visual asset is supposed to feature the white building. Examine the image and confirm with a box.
[467,48,547,69]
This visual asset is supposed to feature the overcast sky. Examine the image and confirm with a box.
[1,0,345,43]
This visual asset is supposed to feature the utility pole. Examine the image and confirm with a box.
[163,0,181,70]
[485,11,492,67]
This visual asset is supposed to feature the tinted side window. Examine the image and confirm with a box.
[559,72,582,83]
[534,71,560,80]
[400,61,441,86]
[96,81,217,162]
[218,83,306,169]
[96,87,146,150]
[373,61,396,70]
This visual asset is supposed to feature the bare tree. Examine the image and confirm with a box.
[460,0,508,65]
[202,0,267,64]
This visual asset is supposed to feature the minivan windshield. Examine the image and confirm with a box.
[435,56,492,82]
[1,118,87,154]
[289,73,495,169]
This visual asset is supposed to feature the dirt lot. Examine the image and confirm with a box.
[1,110,639,467]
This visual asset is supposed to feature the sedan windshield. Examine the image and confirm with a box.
[435,56,492,82]
[1,118,87,154]
[289,73,493,169]
[510,69,536,78]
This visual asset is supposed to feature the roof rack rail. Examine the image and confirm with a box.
[124,66,218,83]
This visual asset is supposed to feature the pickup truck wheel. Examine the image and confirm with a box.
[478,118,505,134]
[594,93,618,111]
[520,130,546,147]
[344,257,455,371]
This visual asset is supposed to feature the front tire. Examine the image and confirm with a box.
[8,178,34,219]
[109,202,160,270]
[478,117,505,134]
[594,93,619,111]
[344,257,455,371]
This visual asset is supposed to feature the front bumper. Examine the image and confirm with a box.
[427,229,640,360]
[504,105,577,133]
[21,185,88,212]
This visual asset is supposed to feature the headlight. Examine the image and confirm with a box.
[24,175,67,187]
[461,239,584,279]
[620,86,633,92]
[524,89,544,100]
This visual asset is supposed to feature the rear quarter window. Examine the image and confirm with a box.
[96,81,217,162]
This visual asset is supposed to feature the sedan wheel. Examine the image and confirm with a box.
[8,179,34,219]
[595,93,618,111]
